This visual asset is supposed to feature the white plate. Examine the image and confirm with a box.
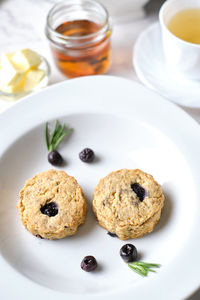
[133,22,200,108]
[0,75,200,300]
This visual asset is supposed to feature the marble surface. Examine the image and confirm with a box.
[0,0,199,298]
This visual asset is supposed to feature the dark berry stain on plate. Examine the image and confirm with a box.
[107,232,118,237]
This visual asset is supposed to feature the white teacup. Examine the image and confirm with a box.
[159,0,200,80]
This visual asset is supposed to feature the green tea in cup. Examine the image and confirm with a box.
[168,9,200,44]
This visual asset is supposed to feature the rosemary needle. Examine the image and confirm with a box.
[128,261,160,277]
[45,120,72,166]
[45,120,72,152]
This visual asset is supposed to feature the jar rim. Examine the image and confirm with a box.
[45,0,111,47]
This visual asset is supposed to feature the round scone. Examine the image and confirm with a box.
[17,169,87,239]
[93,169,164,240]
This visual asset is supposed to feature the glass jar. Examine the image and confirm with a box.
[45,0,112,78]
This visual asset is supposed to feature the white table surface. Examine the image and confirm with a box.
[0,0,199,299]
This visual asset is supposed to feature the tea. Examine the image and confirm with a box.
[168,9,200,44]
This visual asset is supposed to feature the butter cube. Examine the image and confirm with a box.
[24,69,45,91]
[0,73,25,93]
[0,49,45,94]
[11,48,41,72]
[0,53,25,86]
[0,81,24,93]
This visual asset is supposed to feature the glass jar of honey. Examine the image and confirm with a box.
[45,0,112,78]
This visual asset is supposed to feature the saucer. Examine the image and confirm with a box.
[133,22,200,108]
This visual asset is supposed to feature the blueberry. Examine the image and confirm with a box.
[79,148,94,163]
[131,183,146,202]
[48,150,63,166]
[107,232,118,237]
[40,202,58,217]
[120,244,137,262]
[81,256,97,272]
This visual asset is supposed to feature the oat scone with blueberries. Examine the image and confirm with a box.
[93,169,164,240]
[17,169,87,239]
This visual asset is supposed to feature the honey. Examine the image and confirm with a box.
[52,20,111,77]
[46,0,112,78]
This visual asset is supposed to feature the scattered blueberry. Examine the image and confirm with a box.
[131,183,146,202]
[81,256,97,272]
[120,244,138,263]
[48,150,63,166]
[107,232,118,237]
[79,148,95,163]
[40,202,58,217]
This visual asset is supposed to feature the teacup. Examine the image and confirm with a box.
[159,0,200,80]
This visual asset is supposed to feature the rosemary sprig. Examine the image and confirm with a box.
[45,120,72,152]
[128,262,160,277]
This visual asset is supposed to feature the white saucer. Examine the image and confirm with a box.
[133,22,200,108]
